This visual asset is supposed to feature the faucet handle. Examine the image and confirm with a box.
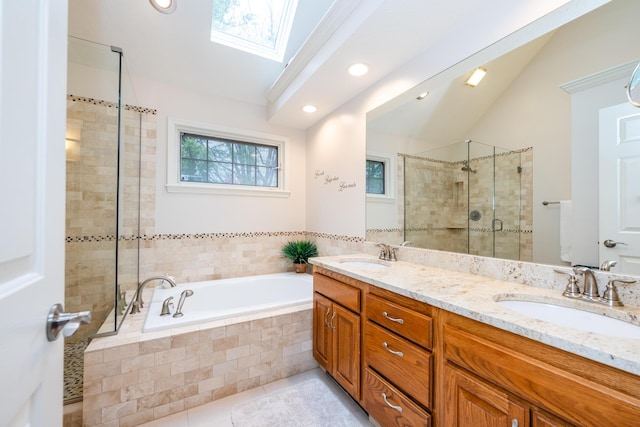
[554,269,581,298]
[601,279,637,307]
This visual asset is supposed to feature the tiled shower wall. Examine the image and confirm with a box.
[65,97,155,341]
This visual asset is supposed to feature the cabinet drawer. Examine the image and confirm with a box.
[314,273,360,312]
[366,293,432,349]
[363,368,431,427]
[365,321,432,409]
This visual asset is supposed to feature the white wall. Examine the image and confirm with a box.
[132,78,307,234]
[305,0,595,239]
[68,63,308,234]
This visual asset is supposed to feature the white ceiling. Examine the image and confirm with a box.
[67,0,508,130]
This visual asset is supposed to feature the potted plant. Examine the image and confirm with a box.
[281,240,319,273]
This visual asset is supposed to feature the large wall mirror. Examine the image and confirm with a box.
[366,0,640,273]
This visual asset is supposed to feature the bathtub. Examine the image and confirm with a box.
[142,272,313,332]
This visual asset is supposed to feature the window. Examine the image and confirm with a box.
[211,0,299,62]
[366,159,385,194]
[167,118,289,197]
[366,153,395,202]
[180,133,278,187]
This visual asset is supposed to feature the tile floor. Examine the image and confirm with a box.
[137,368,373,427]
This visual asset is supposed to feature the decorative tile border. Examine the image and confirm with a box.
[66,231,364,243]
[399,146,533,164]
[67,94,157,115]
[369,227,532,234]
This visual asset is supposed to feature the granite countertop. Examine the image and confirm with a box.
[310,254,640,376]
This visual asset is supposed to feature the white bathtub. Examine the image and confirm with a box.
[142,272,313,332]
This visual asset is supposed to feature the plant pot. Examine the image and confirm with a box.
[294,263,307,273]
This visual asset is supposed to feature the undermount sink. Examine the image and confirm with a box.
[338,259,391,270]
[497,299,640,339]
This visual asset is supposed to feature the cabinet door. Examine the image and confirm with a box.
[443,365,528,427]
[332,303,361,399]
[313,292,332,371]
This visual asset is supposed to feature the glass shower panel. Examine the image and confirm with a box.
[64,36,141,404]
[467,140,498,257]
[493,149,522,261]
[115,50,141,333]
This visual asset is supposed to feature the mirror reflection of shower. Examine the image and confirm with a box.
[403,139,530,261]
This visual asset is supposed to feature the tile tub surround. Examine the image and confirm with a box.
[82,292,316,427]
[310,253,640,376]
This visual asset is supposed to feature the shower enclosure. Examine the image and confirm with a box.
[64,37,142,403]
[403,140,528,260]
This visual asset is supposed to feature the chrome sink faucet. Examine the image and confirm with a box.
[130,275,177,314]
[574,267,600,302]
[376,243,397,261]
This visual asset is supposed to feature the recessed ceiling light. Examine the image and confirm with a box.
[348,63,369,77]
[466,67,487,87]
[150,0,177,14]
[302,105,317,113]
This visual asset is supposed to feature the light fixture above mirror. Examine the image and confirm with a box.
[465,67,487,87]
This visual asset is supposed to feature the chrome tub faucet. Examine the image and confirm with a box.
[130,275,177,314]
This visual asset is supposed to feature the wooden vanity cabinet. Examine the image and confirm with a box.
[312,268,364,400]
[439,310,640,427]
[363,286,434,426]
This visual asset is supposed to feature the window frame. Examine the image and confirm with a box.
[210,0,299,62]
[366,152,395,203]
[167,117,289,197]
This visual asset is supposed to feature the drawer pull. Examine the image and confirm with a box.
[511,419,518,427]
[381,392,403,413]
[382,311,404,324]
[383,341,404,357]
[324,307,331,327]
[329,311,336,331]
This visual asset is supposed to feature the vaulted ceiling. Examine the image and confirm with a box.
[67,0,557,129]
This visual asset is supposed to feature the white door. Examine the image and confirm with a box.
[0,1,68,426]
[599,102,640,274]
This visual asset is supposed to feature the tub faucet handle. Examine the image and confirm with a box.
[160,296,174,316]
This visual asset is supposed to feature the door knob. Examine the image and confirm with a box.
[46,303,91,341]
[603,239,628,248]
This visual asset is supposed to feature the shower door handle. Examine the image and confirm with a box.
[46,303,92,341]
[492,219,503,231]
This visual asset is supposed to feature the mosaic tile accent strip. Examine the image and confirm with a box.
[66,231,365,243]
[67,94,157,115]
[304,232,365,243]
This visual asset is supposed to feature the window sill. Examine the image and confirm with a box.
[166,183,290,198]
[366,194,395,203]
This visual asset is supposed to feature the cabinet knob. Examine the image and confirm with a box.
[511,419,519,427]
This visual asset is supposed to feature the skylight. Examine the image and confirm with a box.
[211,0,299,62]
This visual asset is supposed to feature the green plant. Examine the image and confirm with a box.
[281,240,319,264]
